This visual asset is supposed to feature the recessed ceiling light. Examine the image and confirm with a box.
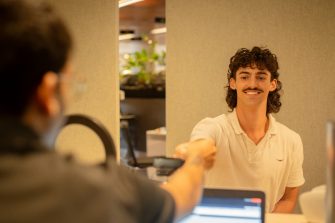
[151,27,167,35]
[119,34,136,41]
[119,0,144,8]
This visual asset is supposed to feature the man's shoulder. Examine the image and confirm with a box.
[195,114,232,133]
[23,152,163,207]
[29,152,115,188]
[193,113,226,130]
[200,113,229,124]
[7,151,121,191]
[0,152,115,202]
[274,120,301,142]
[212,114,229,123]
[0,152,153,222]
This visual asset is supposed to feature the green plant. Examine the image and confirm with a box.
[120,39,165,87]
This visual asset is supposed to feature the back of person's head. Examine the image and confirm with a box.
[225,46,282,113]
[0,0,72,117]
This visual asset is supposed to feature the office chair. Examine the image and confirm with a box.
[61,114,183,176]
[120,119,184,176]
[61,114,116,161]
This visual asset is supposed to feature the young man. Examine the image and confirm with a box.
[190,47,305,212]
[0,1,216,222]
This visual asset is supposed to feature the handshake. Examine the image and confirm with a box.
[174,139,217,171]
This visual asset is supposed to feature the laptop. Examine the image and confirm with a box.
[179,188,265,223]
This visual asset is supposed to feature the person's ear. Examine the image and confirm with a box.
[270,79,277,92]
[35,72,60,116]
[229,78,236,90]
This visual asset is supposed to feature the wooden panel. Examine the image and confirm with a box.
[120,0,165,34]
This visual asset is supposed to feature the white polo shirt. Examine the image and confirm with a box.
[190,110,305,212]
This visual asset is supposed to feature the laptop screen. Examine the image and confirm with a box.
[179,189,265,223]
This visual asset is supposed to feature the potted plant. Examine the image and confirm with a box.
[120,38,166,98]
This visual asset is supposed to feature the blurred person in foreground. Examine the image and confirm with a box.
[0,1,216,222]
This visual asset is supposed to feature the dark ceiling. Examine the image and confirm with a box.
[119,0,165,35]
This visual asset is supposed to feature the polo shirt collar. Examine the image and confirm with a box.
[228,109,244,135]
[228,109,278,135]
[267,114,278,135]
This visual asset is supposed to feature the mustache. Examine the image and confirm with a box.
[242,88,263,93]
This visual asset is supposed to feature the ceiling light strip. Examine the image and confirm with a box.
[119,0,144,8]
[119,34,136,41]
[151,27,167,35]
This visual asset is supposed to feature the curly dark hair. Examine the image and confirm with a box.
[226,46,282,114]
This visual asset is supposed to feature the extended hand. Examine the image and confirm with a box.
[174,139,216,170]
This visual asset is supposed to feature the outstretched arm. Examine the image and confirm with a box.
[160,139,216,220]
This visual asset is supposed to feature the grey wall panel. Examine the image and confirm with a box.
[47,0,120,163]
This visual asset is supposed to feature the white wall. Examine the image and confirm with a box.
[47,0,120,163]
[167,0,335,202]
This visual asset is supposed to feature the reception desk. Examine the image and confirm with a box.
[266,213,307,223]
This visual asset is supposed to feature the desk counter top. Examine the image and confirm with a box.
[266,213,307,223]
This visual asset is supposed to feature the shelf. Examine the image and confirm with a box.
[121,87,165,98]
